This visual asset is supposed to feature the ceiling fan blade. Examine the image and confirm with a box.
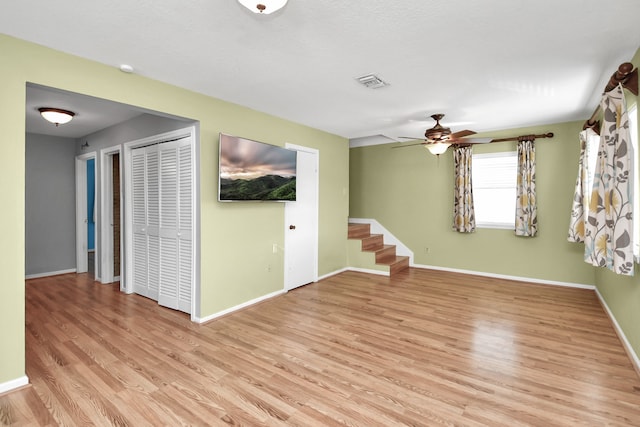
[398,136,423,140]
[392,142,426,148]
[450,129,476,138]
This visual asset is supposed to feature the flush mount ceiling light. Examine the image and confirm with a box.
[38,107,75,126]
[238,0,288,14]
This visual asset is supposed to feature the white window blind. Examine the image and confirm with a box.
[472,151,517,229]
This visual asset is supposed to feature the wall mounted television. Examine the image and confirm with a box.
[218,133,297,202]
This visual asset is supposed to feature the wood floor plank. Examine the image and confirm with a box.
[1,269,639,425]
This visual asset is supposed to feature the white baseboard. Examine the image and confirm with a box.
[195,289,285,324]
[0,376,29,395]
[25,269,77,280]
[412,263,595,290]
[316,266,393,281]
[595,288,640,375]
[346,267,389,277]
[317,267,349,281]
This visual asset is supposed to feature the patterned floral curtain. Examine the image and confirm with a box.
[584,84,634,276]
[452,146,476,233]
[567,131,590,242]
[515,138,537,236]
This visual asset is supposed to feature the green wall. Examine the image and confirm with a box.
[0,34,349,385]
[350,120,595,285]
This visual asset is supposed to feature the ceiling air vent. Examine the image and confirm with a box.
[356,74,389,89]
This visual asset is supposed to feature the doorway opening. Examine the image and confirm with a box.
[99,147,122,285]
[75,152,96,278]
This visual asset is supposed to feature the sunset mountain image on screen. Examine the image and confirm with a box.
[218,134,297,201]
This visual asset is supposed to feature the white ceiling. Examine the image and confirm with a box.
[3,0,640,145]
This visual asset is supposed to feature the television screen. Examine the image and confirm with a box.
[218,133,297,202]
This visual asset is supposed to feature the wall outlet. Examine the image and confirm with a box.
[272,243,278,254]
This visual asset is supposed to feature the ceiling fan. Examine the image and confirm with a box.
[394,113,554,156]
[395,114,492,155]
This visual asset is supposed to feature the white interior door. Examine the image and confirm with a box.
[284,145,318,291]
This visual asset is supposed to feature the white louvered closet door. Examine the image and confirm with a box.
[145,145,160,301]
[131,147,149,298]
[131,145,160,300]
[129,136,193,314]
[157,137,193,313]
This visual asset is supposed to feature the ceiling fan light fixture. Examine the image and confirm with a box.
[238,0,288,14]
[38,107,75,126]
[426,142,450,156]
[424,113,451,142]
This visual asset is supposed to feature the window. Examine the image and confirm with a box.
[472,151,517,229]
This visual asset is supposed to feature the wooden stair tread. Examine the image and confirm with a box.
[348,223,371,239]
[361,234,384,251]
[376,255,409,266]
[375,245,397,263]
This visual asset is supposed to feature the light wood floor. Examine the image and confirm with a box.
[2,269,640,426]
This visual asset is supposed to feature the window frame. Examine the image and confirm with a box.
[471,151,517,230]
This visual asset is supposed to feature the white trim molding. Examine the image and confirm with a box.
[412,263,596,290]
[347,267,389,277]
[99,145,123,285]
[595,288,640,375]
[195,289,285,324]
[25,269,77,280]
[0,376,29,395]
[317,267,349,281]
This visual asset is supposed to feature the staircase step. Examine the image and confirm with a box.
[361,234,384,251]
[347,221,410,276]
[382,256,410,275]
[375,244,397,263]
[348,223,371,239]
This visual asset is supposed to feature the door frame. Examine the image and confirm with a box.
[99,145,122,285]
[122,126,199,319]
[75,152,97,275]
[284,143,319,291]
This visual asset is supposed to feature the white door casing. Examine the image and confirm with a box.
[284,144,319,291]
[75,152,96,275]
[99,146,122,285]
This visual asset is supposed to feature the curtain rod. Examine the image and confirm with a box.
[584,62,638,132]
[453,132,554,147]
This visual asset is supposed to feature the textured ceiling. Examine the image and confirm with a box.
[3,0,640,145]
